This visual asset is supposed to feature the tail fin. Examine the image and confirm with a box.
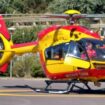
[0,15,10,40]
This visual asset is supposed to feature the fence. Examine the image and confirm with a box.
[3,14,67,29]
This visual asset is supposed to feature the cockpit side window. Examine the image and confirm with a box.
[45,48,52,59]
[45,43,69,60]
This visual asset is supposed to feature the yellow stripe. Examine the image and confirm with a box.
[0,93,105,98]
[0,89,33,92]
[0,89,105,98]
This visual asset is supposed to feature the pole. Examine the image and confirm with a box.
[10,60,13,78]
[8,28,14,78]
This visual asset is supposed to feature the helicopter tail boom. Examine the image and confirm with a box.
[11,41,38,55]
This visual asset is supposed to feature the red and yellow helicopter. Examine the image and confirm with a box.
[0,10,105,93]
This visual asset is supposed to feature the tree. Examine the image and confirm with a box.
[19,0,53,13]
[0,0,53,14]
[0,0,14,13]
[47,0,105,14]
[93,0,105,13]
[0,0,105,14]
[12,26,42,44]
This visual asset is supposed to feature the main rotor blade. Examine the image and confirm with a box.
[43,14,70,19]
[0,13,104,21]
[73,14,105,18]
[43,14,105,20]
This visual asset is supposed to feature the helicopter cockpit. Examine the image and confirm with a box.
[45,38,105,63]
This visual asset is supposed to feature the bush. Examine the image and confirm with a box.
[12,26,42,44]
[12,54,45,78]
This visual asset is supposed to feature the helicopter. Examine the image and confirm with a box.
[0,10,105,93]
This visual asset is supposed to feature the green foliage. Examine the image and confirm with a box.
[12,54,45,78]
[92,0,105,13]
[12,28,36,44]
[47,0,72,13]
[0,0,105,14]
[22,0,53,13]
[31,54,45,77]
[6,21,13,27]
[12,26,42,44]
[47,0,105,13]
[0,0,53,14]
[0,0,14,13]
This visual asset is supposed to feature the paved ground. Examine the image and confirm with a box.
[0,78,105,105]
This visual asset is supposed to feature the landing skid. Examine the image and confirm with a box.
[35,80,91,94]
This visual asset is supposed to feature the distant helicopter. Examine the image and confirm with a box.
[0,10,105,93]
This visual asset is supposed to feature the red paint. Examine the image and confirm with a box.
[63,25,100,39]
[38,25,60,40]
[0,15,10,40]
[45,68,105,80]
[0,63,8,73]
[39,53,105,80]
[38,25,100,41]
[11,41,38,48]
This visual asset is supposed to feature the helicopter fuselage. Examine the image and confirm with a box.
[38,25,105,81]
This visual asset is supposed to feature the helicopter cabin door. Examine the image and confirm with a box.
[45,41,90,74]
[64,41,90,69]
[45,43,75,74]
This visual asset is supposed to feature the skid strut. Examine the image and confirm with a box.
[35,80,91,94]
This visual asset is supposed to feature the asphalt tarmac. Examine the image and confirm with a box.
[0,78,105,105]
